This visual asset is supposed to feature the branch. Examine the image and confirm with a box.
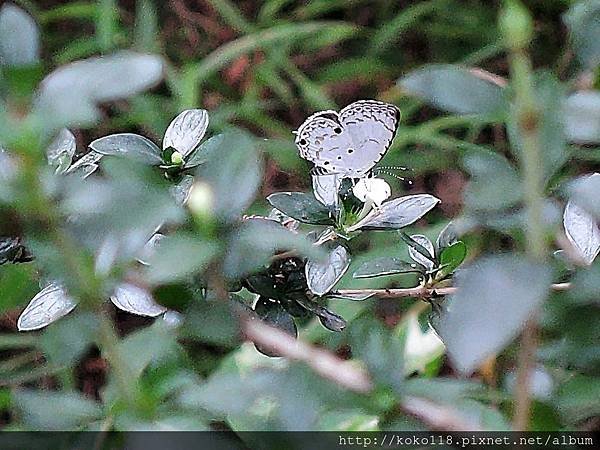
[243,319,373,394]
[400,396,483,431]
[334,282,570,299]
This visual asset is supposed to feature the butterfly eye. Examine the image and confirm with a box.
[334,127,342,134]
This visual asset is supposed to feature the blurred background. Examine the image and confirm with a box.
[1,0,599,433]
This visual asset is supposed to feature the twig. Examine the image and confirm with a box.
[504,5,547,430]
[334,282,570,300]
[400,396,482,431]
[243,319,373,394]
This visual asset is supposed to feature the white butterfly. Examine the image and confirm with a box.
[294,100,400,178]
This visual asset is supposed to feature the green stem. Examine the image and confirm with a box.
[12,134,136,411]
[510,50,546,260]
[97,313,139,409]
[508,48,547,431]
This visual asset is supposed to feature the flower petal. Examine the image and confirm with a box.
[352,177,391,206]
[163,109,209,157]
[564,200,600,265]
[17,283,77,331]
[110,283,166,317]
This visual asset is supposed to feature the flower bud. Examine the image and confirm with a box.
[499,0,533,50]
[352,177,391,207]
[188,182,214,218]
[171,150,184,166]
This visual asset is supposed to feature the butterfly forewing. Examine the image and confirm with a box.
[294,100,400,177]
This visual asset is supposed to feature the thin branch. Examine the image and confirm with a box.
[334,282,570,300]
[400,396,483,431]
[243,319,373,394]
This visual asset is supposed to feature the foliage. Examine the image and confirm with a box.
[0,0,600,436]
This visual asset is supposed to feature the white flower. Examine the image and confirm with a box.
[563,172,600,265]
[187,181,214,217]
[352,177,391,207]
[163,109,209,158]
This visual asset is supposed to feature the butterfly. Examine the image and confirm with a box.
[294,100,400,178]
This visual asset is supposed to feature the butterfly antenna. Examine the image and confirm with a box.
[376,165,413,172]
[376,169,406,181]
[373,167,414,185]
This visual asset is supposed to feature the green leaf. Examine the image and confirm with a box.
[437,241,467,279]
[353,257,422,279]
[564,0,600,68]
[224,218,323,280]
[568,172,600,220]
[134,0,158,52]
[399,233,436,266]
[34,51,164,130]
[398,64,507,116]
[253,297,297,356]
[196,130,261,222]
[89,133,162,165]
[436,221,459,250]
[318,410,379,431]
[13,389,102,430]
[180,297,245,348]
[267,192,334,225]
[439,255,551,375]
[144,233,219,285]
[406,234,436,271]
[40,312,97,366]
[191,22,355,85]
[305,242,350,296]
[463,150,522,211]
[0,263,37,313]
[507,73,567,181]
[59,160,184,275]
[184,133,224,168]
[348,314,404,392]
[294,296,346,332]
[369,0,443,55]
[0,4,40,67]
[46,128,76,173]
[564,91,600,144]
[556,375,600,423]
[116,321,178,379]
[357,194,440,230]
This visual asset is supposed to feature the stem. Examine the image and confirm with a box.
[244,319,373,393]
[97,313,139,409]
[334,283,569,300]
[507,33,547,430]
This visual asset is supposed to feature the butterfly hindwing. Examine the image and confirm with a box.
[339,100,400,174]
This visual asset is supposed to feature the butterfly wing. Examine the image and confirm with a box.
[295,111,355,174]
[294,101,400,177]
[338,100,400,176]
[311,169,342,208]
